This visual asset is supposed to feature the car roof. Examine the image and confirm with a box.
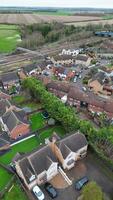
[33,185,41,193]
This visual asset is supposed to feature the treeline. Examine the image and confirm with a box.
[22,77,113,168]
[19,22,113,50]
[20,22,77,49]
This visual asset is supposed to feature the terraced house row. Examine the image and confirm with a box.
[39,78,113,119]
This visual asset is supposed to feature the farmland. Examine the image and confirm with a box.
[0,13,102,25]
[0,24,21,53]
[66,19,113,27]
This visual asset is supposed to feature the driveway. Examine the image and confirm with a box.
[29,151,113,200]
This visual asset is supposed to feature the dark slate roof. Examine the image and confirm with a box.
[13,110,28,124]
[91,72,107,84]
[54,54,73,61]
[19,157,36,184]
[0,99,11,116]
[23,64,37,74]
[58,143,71,159]
[1,72,19,83]
[76,55,89,62]
[29,145,57,175]
[59,132,88,154]
[2,111,20,132]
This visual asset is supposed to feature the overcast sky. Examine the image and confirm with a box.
[0,0,113,8]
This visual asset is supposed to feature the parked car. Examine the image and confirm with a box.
[75,176,89,190]
[82,87,87,92]
[44,183,57,198]
[73,77,77,83]
[33,185,45,200]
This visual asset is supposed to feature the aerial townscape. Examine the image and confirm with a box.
[1,1,113,200]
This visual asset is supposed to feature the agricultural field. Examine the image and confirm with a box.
[65,19,113,27]
[0,13,102,25]
[0,24,21,53]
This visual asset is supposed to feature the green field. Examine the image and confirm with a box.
[3,182,27,200]
[0,137,39,165]
[103,14,113,20]
[35,10,71,16]
[0,24,21,53]
[0,167,12,191]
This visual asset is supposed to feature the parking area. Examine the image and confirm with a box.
[29,151,113,200]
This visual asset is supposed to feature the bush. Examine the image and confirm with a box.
[82,182,103,200]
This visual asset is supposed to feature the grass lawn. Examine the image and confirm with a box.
[0,24,21,53]
[39,126,66,143]
[30,112,45,131]
[0,137,39,165]
[3,182,27,200]
[22,102,42,111]
[0,167,12,191]
[12,95,26,105]
[12,95,42,111]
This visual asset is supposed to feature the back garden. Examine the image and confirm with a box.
[0,94,66,199]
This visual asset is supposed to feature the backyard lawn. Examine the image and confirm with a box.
[12,95,42,111]
[30,112,45,131]
[3,182,27,200]
[0,137,39,165]
[0,167,12,191]
[12,95,26,105]
[39,126,66,143]
[0,24,21,53]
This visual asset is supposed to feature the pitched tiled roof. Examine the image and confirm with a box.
[17,145,57,184]
[29,145,57,175]
[1,72,19,83]
[59,132,88,154]
[47,81,70,93]
[53,54,73,61]
[76,55,89,62]
[2,109,28,132]
[0,99,11,116]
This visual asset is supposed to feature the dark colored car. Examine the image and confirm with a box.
[75,176,89,190]
[44,183,57,198]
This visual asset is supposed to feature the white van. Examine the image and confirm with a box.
[32,185,45,200]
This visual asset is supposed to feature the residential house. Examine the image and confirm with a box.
[61,49,82,56]
[49,132,88,170]
[15,132,88,189]
[51,55,75,65]
[46,81,70,99]
[88,72,108,94]
[75,55,91,66]
[15,145,58,190]
[0,138,10,152]
[0,99,30,140]
[0,72,20,90]
[0,91,11,100]
[67,87,89,108]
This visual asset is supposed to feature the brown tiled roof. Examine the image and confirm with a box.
[47,81,70,93]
